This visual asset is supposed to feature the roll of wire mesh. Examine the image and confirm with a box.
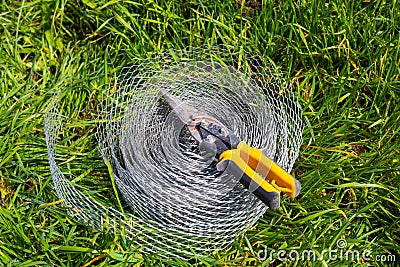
[44,47,303,259]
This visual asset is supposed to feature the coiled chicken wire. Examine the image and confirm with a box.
[44,47,303,259]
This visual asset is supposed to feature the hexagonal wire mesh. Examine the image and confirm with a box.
[44,46,303,259]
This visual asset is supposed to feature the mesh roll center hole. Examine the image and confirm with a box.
[178,127,200,156]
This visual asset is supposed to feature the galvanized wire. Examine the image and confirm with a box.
[44,47,303,259]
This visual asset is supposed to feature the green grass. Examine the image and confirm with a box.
[1,0,399,266]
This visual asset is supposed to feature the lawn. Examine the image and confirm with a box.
[0,0,399,266]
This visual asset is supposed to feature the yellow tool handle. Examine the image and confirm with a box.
[219,141,301,209]
[219,149,281,210]
[236,141,301,199]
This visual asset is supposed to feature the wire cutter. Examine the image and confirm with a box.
[161,89,301,210]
